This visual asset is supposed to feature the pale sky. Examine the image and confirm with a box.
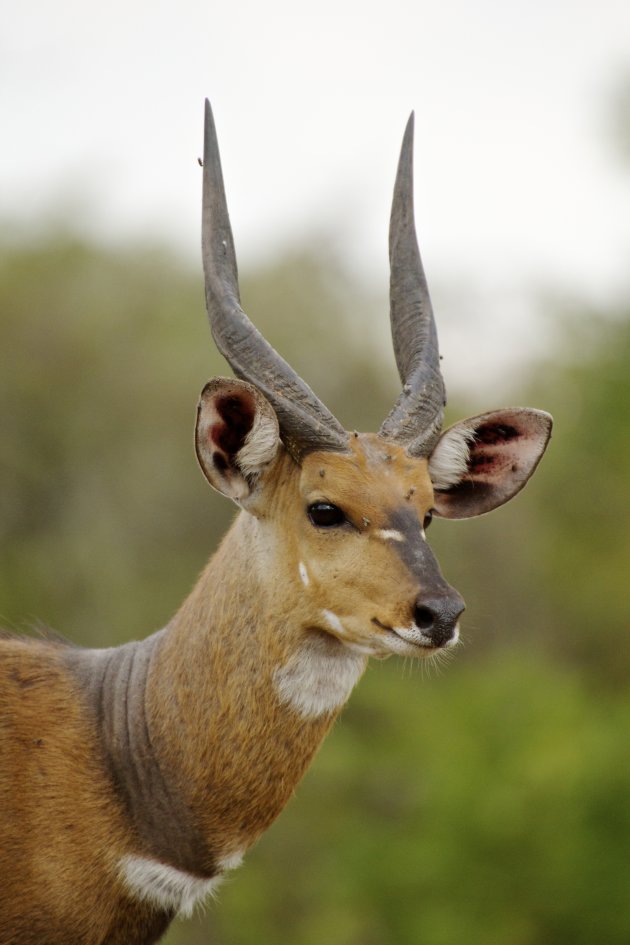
[3,0,630,389]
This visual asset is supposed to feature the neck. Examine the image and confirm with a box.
[68,511,366,878]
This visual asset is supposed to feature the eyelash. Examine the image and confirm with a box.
[307,502,346,528]
[307,503,433,532]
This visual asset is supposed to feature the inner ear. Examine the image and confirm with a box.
[429,408,552,519]
[195,377,279,502]
[210,390,256,471]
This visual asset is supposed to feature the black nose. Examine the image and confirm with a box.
[413,591,466,648]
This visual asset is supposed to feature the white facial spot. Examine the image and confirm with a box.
[321,609,346,636]
[120,855,223,917]
[373,529,406,543]
[274,635,367,718]
[298,561,310,587]
[320,612,380,656]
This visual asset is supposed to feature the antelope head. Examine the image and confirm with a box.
[195,100,552,660]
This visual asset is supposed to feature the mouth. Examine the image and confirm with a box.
[371,617,459,653]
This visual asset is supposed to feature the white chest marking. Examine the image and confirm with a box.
[218,847,246,871]
[298,561,310,587]
[120,854,234,917]
[374,528,406,543]
[274,635,366,719]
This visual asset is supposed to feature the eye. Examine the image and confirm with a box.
[423,510,433,530]
[307,502,346,528]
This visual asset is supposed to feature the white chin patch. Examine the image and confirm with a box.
[385,621,460,654]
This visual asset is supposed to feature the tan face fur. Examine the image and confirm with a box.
[256,433,464,659]
[195,379,552,664]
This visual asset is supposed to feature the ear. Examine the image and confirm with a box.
[428,408,552,519]
[195,377,280,504]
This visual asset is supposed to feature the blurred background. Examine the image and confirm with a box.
[2,2,630,943]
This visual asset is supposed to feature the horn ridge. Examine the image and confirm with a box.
[201,100,349,461]
[379,111,446,456]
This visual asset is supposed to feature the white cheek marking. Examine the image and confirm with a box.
[120,855,223,917]
[373,529,406,543]
[321,609,346,636]
[321,612,382,656]
[298,561,310,587]
[274,635,366,718]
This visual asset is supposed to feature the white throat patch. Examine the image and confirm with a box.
[274,634,366,719]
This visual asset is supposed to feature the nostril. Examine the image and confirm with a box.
[414,605,435,630]
[413,592,466,646]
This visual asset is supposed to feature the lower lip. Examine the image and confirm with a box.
[373,618,459,651]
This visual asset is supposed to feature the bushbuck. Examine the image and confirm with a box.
[0,101,552,945]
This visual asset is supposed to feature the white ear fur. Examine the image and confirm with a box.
[237,408,280,480]
[428,425,477,490]
[195,378,280,504]
[429,408,552,519]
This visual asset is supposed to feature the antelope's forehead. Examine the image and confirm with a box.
[300,434,433,517]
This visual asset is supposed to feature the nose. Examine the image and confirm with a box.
[413,590,466,648]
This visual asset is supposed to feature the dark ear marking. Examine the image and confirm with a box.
[430,408,552,519]
[474,422,518,445]
[195,377,280,504]
[210,391,256,466]
[212,451,229,473]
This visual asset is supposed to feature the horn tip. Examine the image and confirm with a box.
[403,111,415,149]
[203,100,219,171]
[204,99,214,130]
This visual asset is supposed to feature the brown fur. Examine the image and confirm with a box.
[0,405,549,943]
[0,639,173,943]
[147,438,438,851]
[0,435,443,943]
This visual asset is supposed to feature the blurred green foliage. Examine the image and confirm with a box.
[1,230,628,944]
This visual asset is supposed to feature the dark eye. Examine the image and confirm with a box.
[308,502,346,528]
[423,510,433,530]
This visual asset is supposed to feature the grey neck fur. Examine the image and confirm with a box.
[64,632,213,878]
